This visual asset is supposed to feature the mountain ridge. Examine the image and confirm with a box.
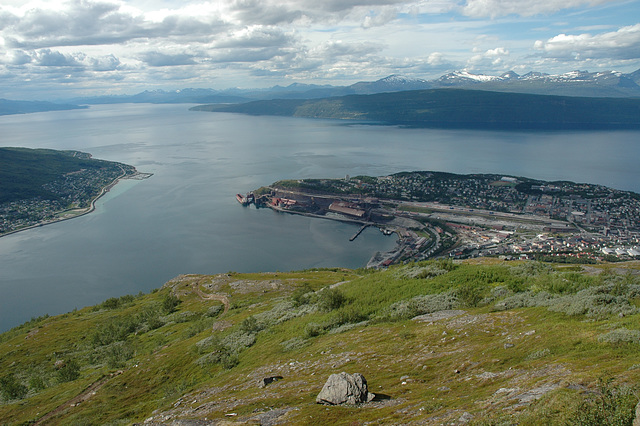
[191,88,640,130]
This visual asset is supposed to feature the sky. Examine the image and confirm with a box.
[1,0,639,100]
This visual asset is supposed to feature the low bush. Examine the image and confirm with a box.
[598,328,640,345]
[56,359,80,383]
[317,288,346,312]
[280,337,308,352]
[0,374,28,401]
[379,291,457,322]
[567,379,638,426]
[291,283,315,306]
[162,293,181,314]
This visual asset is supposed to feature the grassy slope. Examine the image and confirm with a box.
[191,89,640,129]
[1,261,640,425]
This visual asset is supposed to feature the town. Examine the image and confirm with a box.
[0,163,145,236]
[244,171,640,267]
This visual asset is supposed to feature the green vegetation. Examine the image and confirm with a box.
[191,89,640,130]
[1,262,640,424]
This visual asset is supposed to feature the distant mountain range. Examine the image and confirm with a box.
[65,68,640,106]
[191,88,640,130]
[2,68,639,117]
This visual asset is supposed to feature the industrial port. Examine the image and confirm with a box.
[239,172,640,267]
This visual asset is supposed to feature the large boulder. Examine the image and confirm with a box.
[316,372,375,405]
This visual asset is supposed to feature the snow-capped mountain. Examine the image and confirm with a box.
[348,74,432,94]
[429,69,640,97]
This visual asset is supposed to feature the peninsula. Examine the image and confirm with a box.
[0,147,150,236]
[244,172,640,266]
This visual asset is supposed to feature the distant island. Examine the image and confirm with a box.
[0,147,150,236]
[192,89,640,130]
[243,171,640,266]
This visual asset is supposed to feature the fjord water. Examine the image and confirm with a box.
[1,104,639,331]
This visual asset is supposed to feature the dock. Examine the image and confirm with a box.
[350,224,370,241]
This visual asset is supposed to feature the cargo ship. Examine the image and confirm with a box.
[236,193,255,205]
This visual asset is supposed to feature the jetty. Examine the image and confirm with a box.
[349,224,370,241]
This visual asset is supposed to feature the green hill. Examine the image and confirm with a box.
[0,147,129,204]
[2,260,640,424]
[0,99,86,116]
[191,89,640,130]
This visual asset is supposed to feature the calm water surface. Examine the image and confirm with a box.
[1,104,639,331]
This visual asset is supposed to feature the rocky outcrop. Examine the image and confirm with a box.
[316,372,375,405]
[258,376,283,388]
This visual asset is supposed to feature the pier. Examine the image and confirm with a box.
[350,224,370,241]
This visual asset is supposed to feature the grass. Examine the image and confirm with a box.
[1,261,640,424]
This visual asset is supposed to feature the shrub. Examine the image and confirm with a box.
[104,341,135,368]
[291,283,315,306]
[205,305,223,317]
[379,291,457,321]
[28,374,47,392]
[162,293,181,314]
[598,328,640,345]
[567,379,638,426]
[91,315,138,347]
[240,316,263,333]
[101,294,137,310]
[304,322,325,338]
[222,331,256,353]
[0,374,28,401]
[281,337,308,352]
[526,348,551,360]
[317,288,346,312]
[455,283,484,308]
[56,359,80,383]
[332,305,368,326]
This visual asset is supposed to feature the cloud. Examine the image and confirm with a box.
[139,51,196,66]
[461,0,616,18]
[1,0,229,49]
[33,49,82,66]
[467,46,510,67]
[89,53,120,71]
[214,25,296,49]
[534,24,640,60]
[362,7,398,28]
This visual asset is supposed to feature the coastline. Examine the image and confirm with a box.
[0,169,152,239]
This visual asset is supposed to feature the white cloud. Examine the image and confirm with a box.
[461,0,616,18]
[362,7,398,28]
[467,46,510,67]
[534,24,640,60]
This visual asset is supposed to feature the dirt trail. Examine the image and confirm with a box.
[191,281,230,315]
[34,371,123,425]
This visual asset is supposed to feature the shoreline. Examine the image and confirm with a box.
[0,170,152,239]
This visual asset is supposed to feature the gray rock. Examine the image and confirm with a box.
[258,376,283,388]
[633,400,640,426]
[316,372,375,405]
